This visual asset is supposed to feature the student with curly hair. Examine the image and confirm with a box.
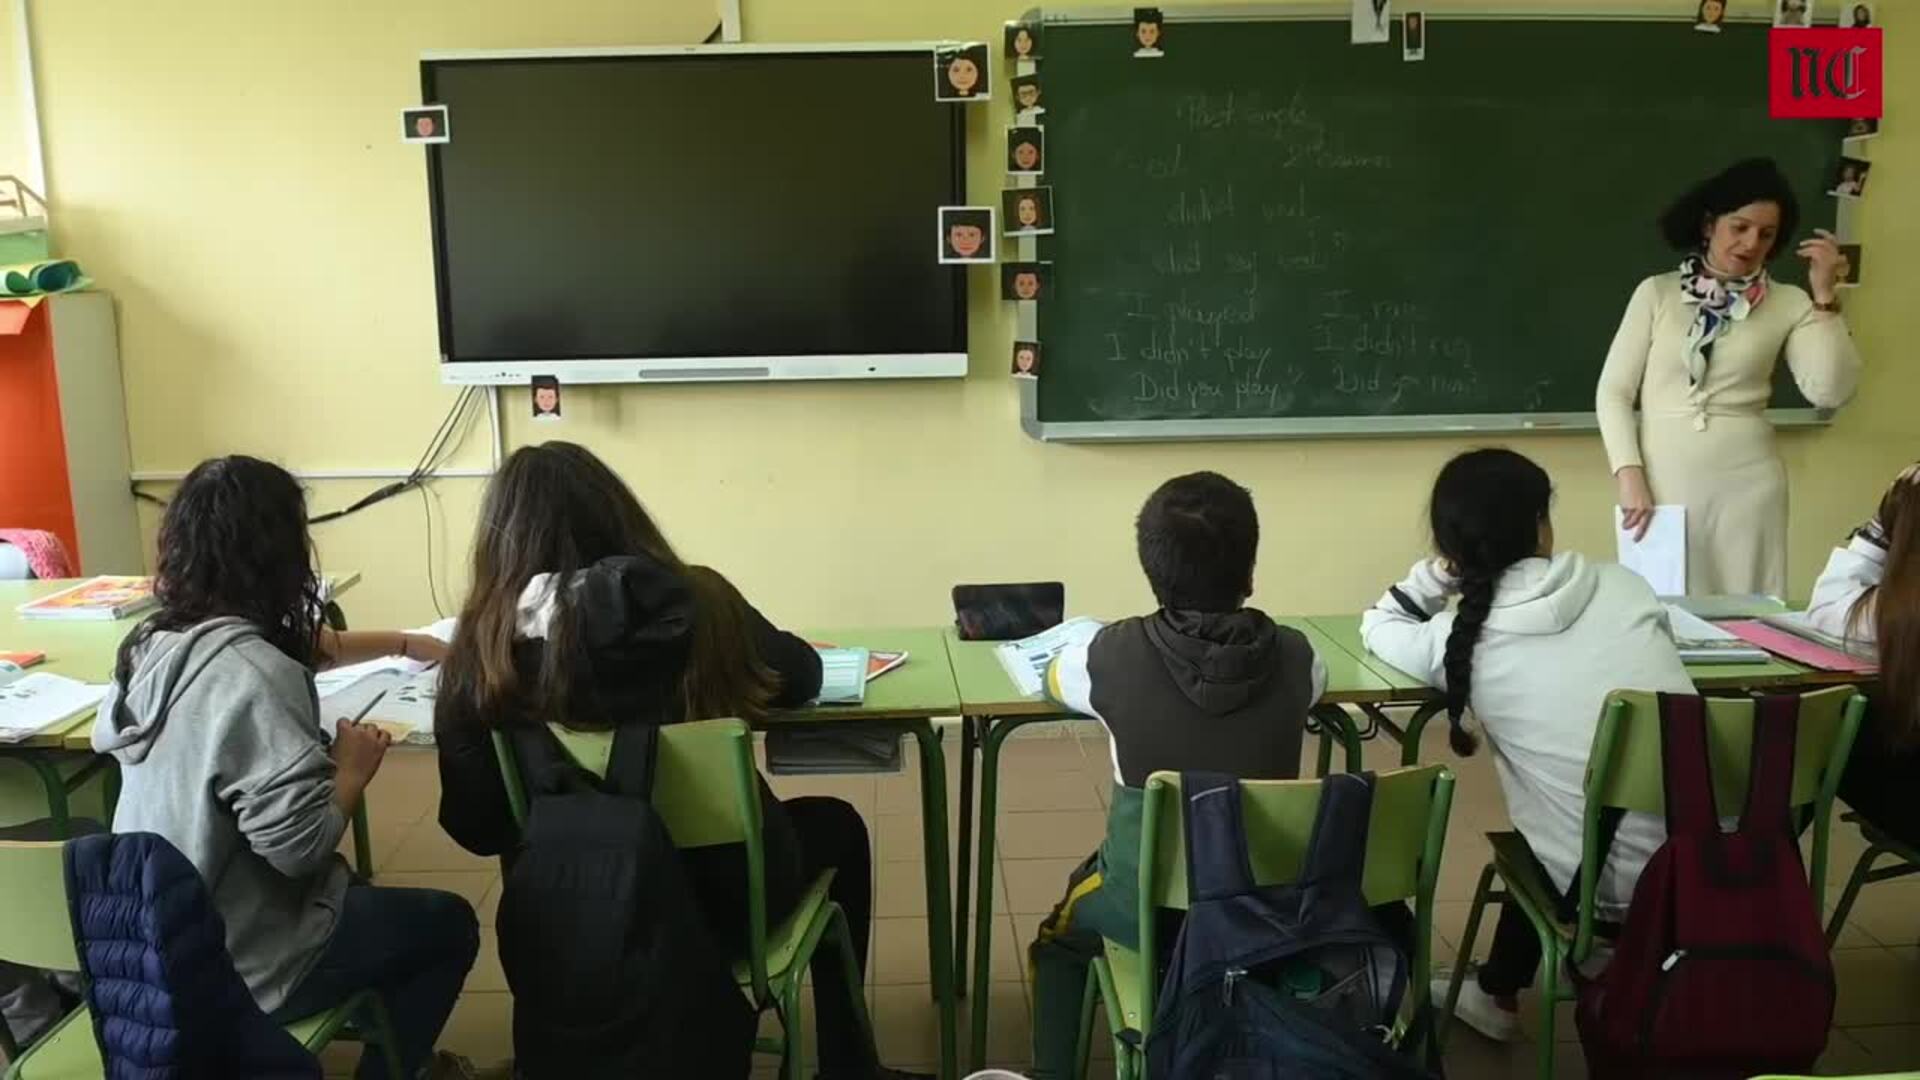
[94,455,479,1079]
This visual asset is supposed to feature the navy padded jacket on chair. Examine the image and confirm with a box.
[62,831,320,1079]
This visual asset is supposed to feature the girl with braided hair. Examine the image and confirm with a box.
[1361,447,1694,1042]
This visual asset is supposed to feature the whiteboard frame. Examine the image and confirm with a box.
[1019,4,1833,442]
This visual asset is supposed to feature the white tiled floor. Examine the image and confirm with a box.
[326,725,1920,1079]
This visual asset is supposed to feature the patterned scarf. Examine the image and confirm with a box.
[1677,255,1768,386]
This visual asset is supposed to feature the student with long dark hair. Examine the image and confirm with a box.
[433,441,922,1080]
[1360,448,1694,1042]
[1807,463,1920,846]
[93,455,479,1080]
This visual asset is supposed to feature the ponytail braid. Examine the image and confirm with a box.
[1440,569,1496,756]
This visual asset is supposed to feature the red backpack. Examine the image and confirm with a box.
[1575,693,1835,1080]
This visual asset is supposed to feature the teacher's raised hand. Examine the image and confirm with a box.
[1799,228,1846,304]
[1617,465,1655,542]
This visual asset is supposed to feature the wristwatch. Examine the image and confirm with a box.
[1813,297,1843,314]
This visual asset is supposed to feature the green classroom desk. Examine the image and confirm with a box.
[3,576,375,877]
[1308,612,1868,764]
[792,627,962,1080]
[0,580,147,831]
[349,626,966,1080]
[945,619,1390,1069]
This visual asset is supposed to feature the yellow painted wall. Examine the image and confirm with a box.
[0,7,28,181]
[12,0,1914,630]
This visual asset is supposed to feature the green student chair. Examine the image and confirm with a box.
[491,719,875,1080]
[1075,764,1456,1080]
[0,840,403,1079]
[1440,686,1866,1080]
[1826,810,1920,946]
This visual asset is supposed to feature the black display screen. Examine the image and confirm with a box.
[424,50,968,365]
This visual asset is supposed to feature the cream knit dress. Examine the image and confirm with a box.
[1596,271,1862,598]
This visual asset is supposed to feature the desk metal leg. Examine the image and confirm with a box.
[23,755,71,836]
[954,715,979,998]
[968,714,1050,1070]
[1363,701,1446,766]
[909,722,958,1080]
[1309,705,1364,774]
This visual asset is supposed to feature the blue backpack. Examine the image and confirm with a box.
[1146,771,1440,1080]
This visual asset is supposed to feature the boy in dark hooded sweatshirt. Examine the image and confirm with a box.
[1026,471,1326,1078]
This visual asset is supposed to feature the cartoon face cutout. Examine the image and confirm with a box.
[947,55,981,96]
[1013,272,1040,299]
[949,223,985,258]
[1014,79,1042,111]
[1016,197,1040,227]
[1013,140,1040,171]
[1011,26,1036,58]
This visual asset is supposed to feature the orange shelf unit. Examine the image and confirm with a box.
[0,293,140,574]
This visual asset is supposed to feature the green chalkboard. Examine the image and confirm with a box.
[1032,15,1844,433]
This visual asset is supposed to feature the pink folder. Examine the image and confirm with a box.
[1722,620,1878,674]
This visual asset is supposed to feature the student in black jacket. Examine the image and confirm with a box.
[434,441,922,1080]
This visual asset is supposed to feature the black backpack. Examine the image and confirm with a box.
[496,724,755,1080]
[1147,771,1440,1080]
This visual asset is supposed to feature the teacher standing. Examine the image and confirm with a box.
[1597,157,1861,597]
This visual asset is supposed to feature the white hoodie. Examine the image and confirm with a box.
[1804,535,1885,649]
[1361,552,1696,914]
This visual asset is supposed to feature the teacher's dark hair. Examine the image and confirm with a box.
[115,456,323,685]
[1658,157,1800,259]
[1429,448,1554,756]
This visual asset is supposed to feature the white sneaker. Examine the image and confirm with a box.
[1429,968,1522,1043]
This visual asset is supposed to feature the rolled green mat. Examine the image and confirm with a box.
[0,260,83,296]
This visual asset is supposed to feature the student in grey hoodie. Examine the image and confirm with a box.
[93,456,479,1080]
[1362,448,1694,1044]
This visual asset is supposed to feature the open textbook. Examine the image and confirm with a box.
[313,618,452,743]
[994,617,1104,697]
[0,669,106,743]
[1662,605,1769,665]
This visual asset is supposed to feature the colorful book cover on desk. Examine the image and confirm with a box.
[1663,605,1771,665]
[0,651,46,669]
[809,643,908,682]
[1723,619,1877,674]
[993,616,1103,697]
[1758,611,1879,662]
[813,646,871,705]
[16,576,157,621]
[0,671,106,742]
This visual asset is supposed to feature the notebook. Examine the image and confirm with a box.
[1663,605,1771,665]
[0,651,46,669]
[993,617,1104,697]
[0,671,106,743]
[16,576,157,621]
[813,646,872,705]
[1759,611,1878,661]
[1722,620,1877,674]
